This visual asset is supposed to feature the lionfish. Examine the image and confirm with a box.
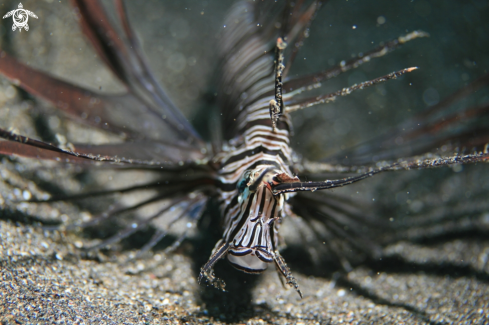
[0,0,488,299]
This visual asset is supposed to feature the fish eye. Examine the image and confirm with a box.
[237,170,252,194]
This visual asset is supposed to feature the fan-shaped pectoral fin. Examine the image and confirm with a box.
[273,153,489,195]
[198,240,230,291]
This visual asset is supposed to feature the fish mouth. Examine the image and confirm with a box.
[227,247,273,274]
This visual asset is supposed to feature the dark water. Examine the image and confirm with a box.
[1,0,488,323]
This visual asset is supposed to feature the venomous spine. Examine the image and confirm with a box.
[0,0,488,299]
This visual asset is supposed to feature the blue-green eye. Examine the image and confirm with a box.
[237,170,251,193]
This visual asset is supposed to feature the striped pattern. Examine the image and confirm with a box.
[1,0,488,302]
[210,2,298,277]
[225,166,284,273]
[215,101,294,273]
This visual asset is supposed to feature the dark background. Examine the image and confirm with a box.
[1,0,488,324]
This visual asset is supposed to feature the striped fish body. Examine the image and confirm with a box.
[207,123,301,294]
[1,0,488,303]
[198,2,308,295]
[223,165,285,272]
[214,103,296,270]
